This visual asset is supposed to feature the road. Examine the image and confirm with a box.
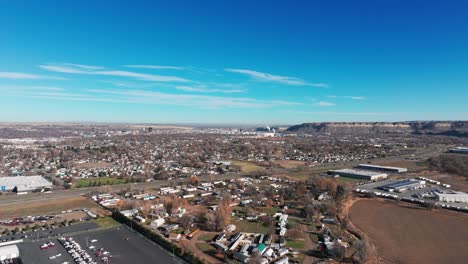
[0,174,238,207]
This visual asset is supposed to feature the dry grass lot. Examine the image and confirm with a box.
[273,160,306,169]
[231,161,265,173]
[0,196,107,218]
[349,199,468,264]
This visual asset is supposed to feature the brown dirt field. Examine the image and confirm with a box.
[0,196,108,218]
[349,199,468,264]
[273,160,306,169]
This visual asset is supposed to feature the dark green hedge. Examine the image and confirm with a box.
[111,211,204,264]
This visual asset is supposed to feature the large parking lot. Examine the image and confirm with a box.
[355,179,468,208]
[14,223,184,264]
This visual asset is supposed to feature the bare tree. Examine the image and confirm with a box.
[353,239,372,264]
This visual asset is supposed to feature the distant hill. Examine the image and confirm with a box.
[286,121,468,136]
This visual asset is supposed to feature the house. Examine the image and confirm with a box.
[214,241,228,252]
[175,207,186,218]
[278,248,289,257]
[318,192,331,201]
[134,216,146,223]
[150,218,165,228]
[208,205,219,211]
[322,218,336,224]
[121,209,138,217]
[240,199,253,206]
[233,252,250,263]
[279,228,287,236]
[214,233,226,242]
[228,233,245,251]
[167,233,181,240]
[254,243,267,255]
[263,247,274,257]
[160,224,179,232]
[273,257,289,264]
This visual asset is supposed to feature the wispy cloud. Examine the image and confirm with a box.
[4,86,300,109]
[39,65,88,74]
[86,89,300,108]
[225,68,328,87]
[95,70,189,82]
[61,63,104,70]
[317,101,336,107]
[40,63,189,82]
[345,96,366,100]
[328,95,366,100]
[175,85,244,93]
[125,65,184,70]
[0,72,65,80]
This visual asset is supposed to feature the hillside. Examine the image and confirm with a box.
[286,121,468,136]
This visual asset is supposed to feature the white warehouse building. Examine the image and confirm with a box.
[436,191,468,203]
[0,176,53,192]
[328,169,388,180]
[0,245,20,261]
[357,164,408,173]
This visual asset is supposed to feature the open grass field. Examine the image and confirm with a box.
[286,239,305,249]
[92,216,120,228]
[0,196,107,218]
[198,232,216,242]
[273,160,306,169]
[235,220,272,234]
[231,161,265,173]
[195,243,216,255]
[74,177,128,188]
[336,176,363,184]
[349,199,468,264]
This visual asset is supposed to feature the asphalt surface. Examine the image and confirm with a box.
[13,223,184,264]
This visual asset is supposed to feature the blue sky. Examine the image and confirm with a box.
[1,0,467,124]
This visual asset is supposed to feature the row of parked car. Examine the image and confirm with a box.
[58,237,96,264]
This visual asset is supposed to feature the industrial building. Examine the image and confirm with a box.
[449,147,468,154]
[0,244,20,261]
[328,169,388,180]
[0,176,52,192]
[357,164,408,173]
[378,179,426,193]
[436,191,468,203]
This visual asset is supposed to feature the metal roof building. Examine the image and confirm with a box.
[357,164,408,173]
[0,176,52,192]
[0,245,19,261]
[328,169,388,180]
[378,179,425,193]
[436,191,468,203]
[449,147,468,154]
